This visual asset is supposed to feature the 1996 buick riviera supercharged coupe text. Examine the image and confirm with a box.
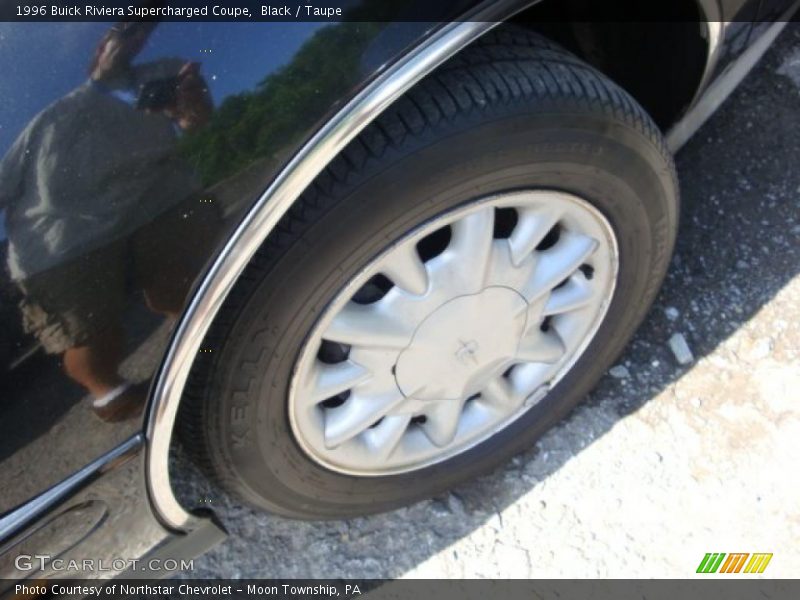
[0,0,796,582]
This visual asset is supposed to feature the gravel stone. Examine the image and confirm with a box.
[609,365,630,379]
[668,333,695,365]
[777,44,800,88]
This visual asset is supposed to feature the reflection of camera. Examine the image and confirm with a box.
[136,77,179,110]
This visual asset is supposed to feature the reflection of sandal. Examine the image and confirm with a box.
[92,382,146,422]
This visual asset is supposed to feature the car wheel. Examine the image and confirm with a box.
[180,28,678,519]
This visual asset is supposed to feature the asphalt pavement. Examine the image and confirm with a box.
[170,23,800,578]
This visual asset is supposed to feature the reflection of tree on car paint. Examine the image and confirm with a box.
[0,22,218,421]
[178,20,382,186]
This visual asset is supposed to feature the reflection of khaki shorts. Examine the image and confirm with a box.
[17,199,219,354]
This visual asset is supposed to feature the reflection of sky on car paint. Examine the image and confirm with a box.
[0,21,327,239]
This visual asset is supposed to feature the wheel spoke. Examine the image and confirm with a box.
[544,274,594,315]
[325,302,413,349]
[305,360,371,405]
[480,377,518,409]
[508,206,561,267]
[509,361,550,396]
[447,208,495,293]
[381,243,429,296]
[516,330,565,364]
[421,399,463,447]
[364,414,412,460]
[522,231,598,301]
[324,391,404,449]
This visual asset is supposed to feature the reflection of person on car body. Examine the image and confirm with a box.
[0,22,217,421]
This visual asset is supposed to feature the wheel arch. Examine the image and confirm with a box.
[145,9,506,534]
[145,0,716,531]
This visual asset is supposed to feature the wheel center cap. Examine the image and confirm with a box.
[394,287,528,401]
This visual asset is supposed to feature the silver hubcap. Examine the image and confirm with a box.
[289,191,618,476]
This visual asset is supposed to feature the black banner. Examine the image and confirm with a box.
[3,579,800,600]
[2,0,799,23]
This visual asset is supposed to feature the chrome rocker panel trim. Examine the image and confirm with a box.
[0,435,142,545]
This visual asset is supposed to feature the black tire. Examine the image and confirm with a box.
[179,28,679,519]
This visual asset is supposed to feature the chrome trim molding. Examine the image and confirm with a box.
[145,12,520,531]
[666,8,797,151]
[694,19,725,109]
[693,1,725,111]
[0,435,142,544]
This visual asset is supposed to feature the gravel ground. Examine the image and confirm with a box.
[171,24,800,578]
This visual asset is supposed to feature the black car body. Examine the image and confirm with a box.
[0,0,796,583]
